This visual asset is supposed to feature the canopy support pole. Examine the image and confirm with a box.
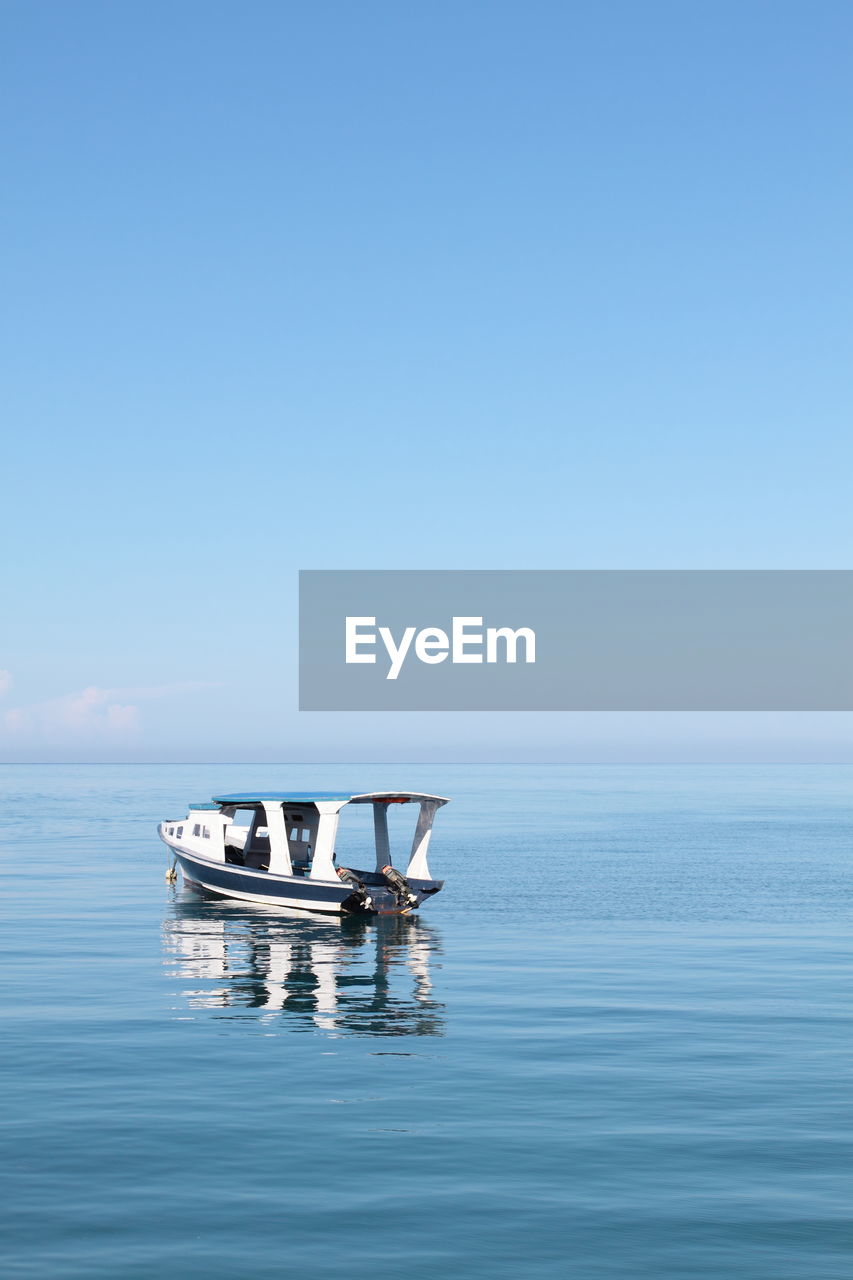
[373,802,391,870]
[263,802,292,876]
[310,800,347,881]
[406,799,439,880]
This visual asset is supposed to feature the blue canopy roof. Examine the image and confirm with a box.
[212,792,354,806]
[210,791,448,806]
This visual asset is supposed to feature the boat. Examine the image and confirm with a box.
[158,790,449,915]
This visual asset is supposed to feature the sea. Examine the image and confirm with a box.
[2,763,851,1279]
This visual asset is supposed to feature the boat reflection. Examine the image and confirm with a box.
[162,889,445,1036]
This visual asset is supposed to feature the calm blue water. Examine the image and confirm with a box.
[2,764,852,1279]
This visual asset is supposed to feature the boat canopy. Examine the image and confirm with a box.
[210,791,449,807]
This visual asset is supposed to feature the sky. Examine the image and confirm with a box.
[1,0,851,762]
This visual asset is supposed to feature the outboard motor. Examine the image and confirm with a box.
[336,866,374,912]
[382,864,419,911]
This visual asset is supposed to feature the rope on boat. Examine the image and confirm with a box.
[165,856,178,884]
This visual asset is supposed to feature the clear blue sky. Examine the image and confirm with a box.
[1,1,851,761]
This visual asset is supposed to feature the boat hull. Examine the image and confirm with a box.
[167,845,442,915]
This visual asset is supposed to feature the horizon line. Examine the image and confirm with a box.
[1,760,851,768]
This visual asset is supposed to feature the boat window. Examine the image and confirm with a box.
[192,824,201,837]
[288,828,299,842]
[168,826,174,835]
[203,826,210,839]
[176,826,183,837]
[301,828,310,842]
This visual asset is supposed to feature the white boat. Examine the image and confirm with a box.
[158,790,449,915]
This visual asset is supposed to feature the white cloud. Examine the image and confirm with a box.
[2,685,140,741]
[0,678,217,750]
[105,702,141,731]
